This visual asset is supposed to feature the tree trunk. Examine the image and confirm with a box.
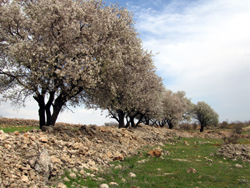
[145,117,150,125]
[200,125,204,132]
[38,106,45,129]
[117,109,125,128]
[50,94,65,126]
[125,115,130,128]
[34,94,46,129]
[50,103,63,126]
[168,122,174,129]
[130,116,135,127]
[45,91,55,126]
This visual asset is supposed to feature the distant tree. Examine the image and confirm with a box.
[192,101,219,132]
[0,0,140,128]
[157,90,192,129]
[126,70,164,128]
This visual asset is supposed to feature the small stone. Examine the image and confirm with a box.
[147,150,161,157]
[114,165,122,170]
[235,164,243,168]
[79,169,86,175]
[184,140,189,145]
[51,156,62,164]
[209,153,214,156]
[72,167,78,173]
[207,159,213,163]
[57,182,67,188]
[29,159,36,168]
[39,136,48,143]
[41,126,54,133]
[21,175,29,183]
[129,172,136,177]
[69,172,77,179]
[87,159,95,166]
[187,168,197,173]
[109,182,118,186]
[14,131,19,135]
[97,177,105,182]
[63,177,70,182]
[100,183,109,188]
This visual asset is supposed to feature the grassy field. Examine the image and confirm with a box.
[61,137,250,188]
[0,125,39,133]
[1,121,250,187]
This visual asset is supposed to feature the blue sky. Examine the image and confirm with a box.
[0,0,250,125]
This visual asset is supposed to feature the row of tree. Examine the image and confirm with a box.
[0,0,219,132]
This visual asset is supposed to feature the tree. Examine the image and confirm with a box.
[157,90,192,129]
[0,0,140,128]
[84,45,164,128]
[192,101,219,132]
[126,70,164,128]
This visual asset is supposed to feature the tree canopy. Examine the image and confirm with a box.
[192,101,219,132]
[0,0,143,128]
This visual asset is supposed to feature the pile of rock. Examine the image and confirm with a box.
[217,144,250,162]
[0,124,179,187]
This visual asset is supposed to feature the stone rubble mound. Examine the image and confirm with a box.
[0,124,181,187]
[217,144,250,162]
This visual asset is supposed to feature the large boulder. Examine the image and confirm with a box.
[34,147,53,184]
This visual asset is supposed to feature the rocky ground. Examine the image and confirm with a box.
[0,124,249,188]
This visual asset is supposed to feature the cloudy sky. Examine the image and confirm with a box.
[0,0,249,125]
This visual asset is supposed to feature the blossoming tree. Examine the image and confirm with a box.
[0,0,142,128]
[192,101,219,132]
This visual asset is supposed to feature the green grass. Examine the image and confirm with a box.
[61,137,250,188]
[0,126,39,133]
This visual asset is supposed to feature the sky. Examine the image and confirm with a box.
[0,0,250,125]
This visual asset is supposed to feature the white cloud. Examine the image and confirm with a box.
[134,0,250,122]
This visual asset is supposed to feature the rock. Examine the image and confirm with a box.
[69,172,77,179]
[97,177,106,182]
[39,136,48,143]
[235,164,243,168]
[41,126,54,133]
[14,131,19,135]
[114,165,122,169]
[29,158,36,168]
[147,150,161,157]
[0,122,199,187]
[109,182,118,186]
[51,156,62,164]
[128,172,136,177]
[187,168,197,173]
[184,140,189,145]
[217,144,250,162]
[34,147,53,184]
[21,175,29,183]
[113,152,124,161]
[154,146,162,152]
[57,182,67,188]
[63,177,70,182]
[137,159,148,164]
[100,183,109,188]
